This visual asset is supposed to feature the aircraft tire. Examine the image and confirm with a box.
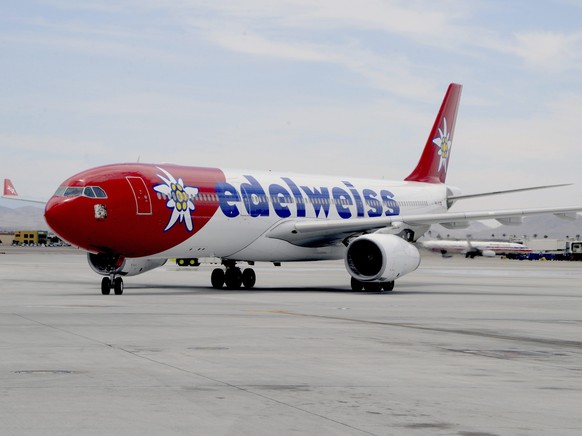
[211,268,225,289]
[225,268,243,290]
[242,268,256,288]
[350,277,364,291]
[363,282,382,292]
[381,281,395,292]
[101,277,111,295]
[114,277,124,295]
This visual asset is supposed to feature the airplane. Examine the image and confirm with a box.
[2,178,47,204]
[4,179,18,197]
[417,239,532,258]
[30,83,582,295]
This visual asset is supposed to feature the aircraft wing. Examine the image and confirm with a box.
[267,206,582,247]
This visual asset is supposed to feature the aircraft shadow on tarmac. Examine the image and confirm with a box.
[49,279,575,298]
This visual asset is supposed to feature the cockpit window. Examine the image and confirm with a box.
[63,187,84,197]
[83,187,96,198]
[54,186,108,198]
[92,187,107,198]
[54,186,67,196]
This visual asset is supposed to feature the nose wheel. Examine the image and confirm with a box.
[101,276,124,295]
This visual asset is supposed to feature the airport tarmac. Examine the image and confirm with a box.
[1,247,582,435]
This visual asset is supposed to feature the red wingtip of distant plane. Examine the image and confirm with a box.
[405,83,463,184]
[3,179,18,197]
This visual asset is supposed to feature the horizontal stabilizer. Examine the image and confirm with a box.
[449,183,572,201]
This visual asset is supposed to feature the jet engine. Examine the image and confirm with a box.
[87,253,167,277]
[466,248,496,258]
[345,234,421,282]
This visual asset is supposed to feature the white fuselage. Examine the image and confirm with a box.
[158,169,449,261]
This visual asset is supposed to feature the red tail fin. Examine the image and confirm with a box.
[3,179,18,196]
[405,83,463,184]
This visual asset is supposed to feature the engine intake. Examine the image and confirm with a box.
[88,253,167,277]
[345,234,420,282]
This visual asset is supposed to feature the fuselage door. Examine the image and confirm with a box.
[126,176,152,215]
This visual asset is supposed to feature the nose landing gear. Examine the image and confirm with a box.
[101,275,124,295]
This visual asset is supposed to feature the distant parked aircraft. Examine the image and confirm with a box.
[2,179,46,204]
[418,239,532,258]
[3,179,17,197]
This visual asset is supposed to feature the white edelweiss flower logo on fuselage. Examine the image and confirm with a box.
[433,117,451,173]
[153,167,199,232]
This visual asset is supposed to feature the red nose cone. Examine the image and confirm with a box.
[44,196,96,252]
[45,163,226,257]
[43,199,61,235]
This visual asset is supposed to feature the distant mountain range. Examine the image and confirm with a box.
[1,205,581,241]
[0,206,48,231]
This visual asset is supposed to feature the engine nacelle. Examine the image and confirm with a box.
[88,253,167,277]
[345,234,421,282]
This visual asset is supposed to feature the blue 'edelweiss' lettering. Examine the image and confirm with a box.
[216,176,401,219]
[240,176,269,217]
[300,185,330,218]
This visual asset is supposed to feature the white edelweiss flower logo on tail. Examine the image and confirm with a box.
[153,167,199,232]
[433,117,451,173]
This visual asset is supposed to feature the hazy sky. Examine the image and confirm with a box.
[2,0,582,212]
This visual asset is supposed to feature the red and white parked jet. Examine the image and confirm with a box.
[36,83,581,294]
[3,179,18,197]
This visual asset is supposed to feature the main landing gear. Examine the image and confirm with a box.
[101,276,124,295]
[350,277,395,293]
[211,261,256,290]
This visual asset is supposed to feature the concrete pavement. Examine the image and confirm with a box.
[1,246,582,435]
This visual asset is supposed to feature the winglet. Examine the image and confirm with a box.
[405,83,463,184]
[3,179,18,197]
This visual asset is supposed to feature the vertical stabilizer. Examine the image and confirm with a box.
[3,179,18,197]
[405,83,462,183]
